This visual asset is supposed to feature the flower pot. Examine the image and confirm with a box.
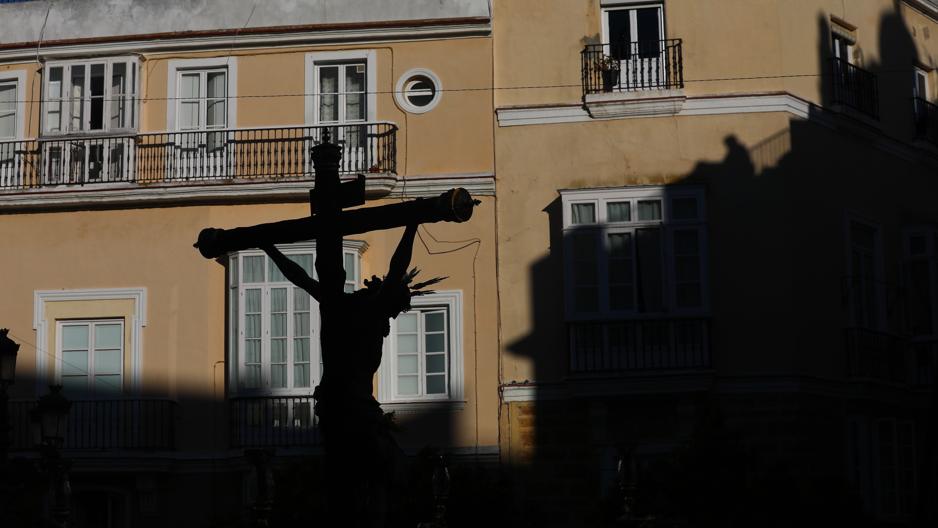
[602,69,620,92]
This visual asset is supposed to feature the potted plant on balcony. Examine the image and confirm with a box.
[599,55,621,93]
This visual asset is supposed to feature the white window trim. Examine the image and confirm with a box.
[56,319,125,398]
[600,2,666,45]
[33,288,147,396]
[378,290,464,405]
[394,68,443,114]
[914,67,931,100]
[42,56,140,135]
[166,57,238,132]
[560,185,709,321]
[227,240,367,396]
[304,50,377,125]
[0,70,26,141]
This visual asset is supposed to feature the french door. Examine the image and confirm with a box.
[313,62,367,170]
[175,69,229,180]
[604,5,665,90]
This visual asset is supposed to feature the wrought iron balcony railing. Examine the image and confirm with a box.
[830,58,879,119]
[582,39,684,95]
[913,97,938,146]
[0,122,397,191]
[229,394,319,448]
[8,398,176,450]
[569,318,709,374]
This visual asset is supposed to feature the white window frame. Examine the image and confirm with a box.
[394,68,443,114]
[378,290,464,404]
[600,1,665,46]
[33,288,147,396]
[228,240,365,396]
[913,67,930,101]
[304,50,377,125]
[561,186,708,321]
[166,57,237,132]
[0,70,25,141]
[56,319,125,398]
[42,57,139,135]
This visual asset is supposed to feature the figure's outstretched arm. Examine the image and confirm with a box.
[386,224,419,286]
[262,245,321,301]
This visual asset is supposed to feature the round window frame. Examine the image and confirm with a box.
[394,68,442,114]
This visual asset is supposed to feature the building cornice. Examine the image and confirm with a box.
[496,92,938,168]
[0,173,494,212]
[0,17,492,62]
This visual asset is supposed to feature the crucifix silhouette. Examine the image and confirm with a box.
[195,130,479,523]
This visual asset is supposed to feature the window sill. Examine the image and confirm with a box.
[380,400,466,413]
[585,89,686,119]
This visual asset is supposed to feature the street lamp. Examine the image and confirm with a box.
[0,328,19,465]
[31,385,72,528]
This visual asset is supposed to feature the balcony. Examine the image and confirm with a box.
[229,394,319,448]
[913,97,938,147]
[569,318,710,374]
[830,58,879,120]
[8,398,176,451]
[580,39,685,119]
[0,122,397,196]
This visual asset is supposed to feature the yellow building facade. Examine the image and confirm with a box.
[0,0,937,526]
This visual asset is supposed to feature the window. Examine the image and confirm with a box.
[847,219,882,330]
[830,18,857,63]
[561,186,708,320]
[904,227,938,337]
[914,68,930,101]
[379,290,464,403]
[0,80,15,140]
[874,419,916,519]
[229,243,362,393]
[176,68,228,149]
[601,2,666,90]
[394,68,442,114]
[58,320,124,397]
[43,58,138,134]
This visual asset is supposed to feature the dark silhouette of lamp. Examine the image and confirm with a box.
[32,385,72,528]
[0,328,19,464]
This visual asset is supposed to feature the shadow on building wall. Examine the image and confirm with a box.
[503,3,936,527]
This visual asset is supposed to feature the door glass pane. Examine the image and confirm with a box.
[425,333,445,353]
[94,349,122,375]
[426,374,446,394]
[397,375,418,395]
[426,354,445,373]
[243,255,265,283]
[397,334,418,354]
[607,9,631,59]
[425,311,445,333]
[89,64,105,130]
[62,351,88,375]
[671,197,698,220]
[0,84,14,138]
[635,7,661,57]
[398,355,418,375]
[94,323,122,349]
[62,375,88,394]
[94,374,121,395]
[345,64,365,121]
[318,66,339,122]
[179,73,199,99]
[70,65,86,131]
[47,67,63,132]
[207,71,226,128]
[289,253,314,277]
[62,325,89,350]
[111,63,127,128]
[397,313,418,333]
[636,228,664,312]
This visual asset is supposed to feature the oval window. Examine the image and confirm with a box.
[395,69,442,113]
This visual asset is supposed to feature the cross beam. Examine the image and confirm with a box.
[193,187,478,259]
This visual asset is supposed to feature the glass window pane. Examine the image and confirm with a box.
[207,100,226,128]
[676,283,702,308]
[294,337,310,362]
[397,334,418,354]
[571,203,596,224]
[94,323,122,349]
[178,101,199,130]
[0,84,14,138]
[89,64,105,130]
[609,285,635,310]
[426,374,446,395]
[425,311,445,333]
[245,287,262,313]
[62,325,89,350]
[94,349,122,375]
[346,64,365,92]
[671,197,698,220]
[94,374,122,395]
[294,312,310,337]
[70,65,86,131]
[270,339,286,362]
[245,339,261,363]
[289,253,314,277]
[575,287,599,313]
[406,78,435,107]
[426,354,445,374]
[271,364,286,388]
[398,355,418,375]
[636,228,664,311]
[637,200,662,221]
[62,351,88,375]
[425,333,445,353]
[180,73,200,99]
[270,288,287,312]
[674,230,699,255]
[319,94,338,122]
[244,256,265,282]
[397,375,418,395]
[61,375,88,395]
[293,364,310,388]
[608,233,632,258]
[607,202,631,222]
[346,92,365,121]
[397,313,418,333]
[244,365,261,388]
[207,72,226,99]
[344,253,355,283]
